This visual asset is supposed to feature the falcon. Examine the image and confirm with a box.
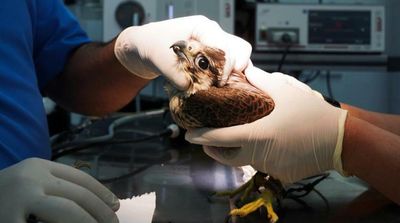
[165,40,274,129]
[165,39,283,222]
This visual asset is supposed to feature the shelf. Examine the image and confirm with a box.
[252,52,391,72]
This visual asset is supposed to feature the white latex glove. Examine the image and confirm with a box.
[114,15,252,90]
[0,158,119,223]
[186,67,348,184]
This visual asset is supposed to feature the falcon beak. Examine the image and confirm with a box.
[170,41,189,62]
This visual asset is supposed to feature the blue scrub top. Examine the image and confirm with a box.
[0,0,90,169]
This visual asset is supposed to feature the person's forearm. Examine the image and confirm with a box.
[342,115,400,204]
[45,39,150,115]
[341,103,400,136]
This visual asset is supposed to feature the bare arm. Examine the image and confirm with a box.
[44,39,150,116]
[341,103,400,136]
[342,115,400,204]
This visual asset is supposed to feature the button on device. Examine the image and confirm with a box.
[268,29,299,44]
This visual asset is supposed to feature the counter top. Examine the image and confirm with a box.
[56,112,400,223]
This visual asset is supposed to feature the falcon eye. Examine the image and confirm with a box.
[196,56,209,70]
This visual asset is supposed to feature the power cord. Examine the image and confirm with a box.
[51,124,179,160]
[51,109,170,152]
[277,31,294,72]
[277,44,291,72]
[284,173,329,200]
[300,70,321,84]
[272,173,331,222]
[326,70,334,99]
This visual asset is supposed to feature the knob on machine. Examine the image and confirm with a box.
[115,1,145,28]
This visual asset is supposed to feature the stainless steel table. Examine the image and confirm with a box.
[56,112,400,223]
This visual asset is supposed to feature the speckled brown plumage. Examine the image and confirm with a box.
[166,40,280,222]
[166,39,274,130]
[177,86,273,128]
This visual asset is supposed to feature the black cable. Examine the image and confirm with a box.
[323,95,341,108]
[311,184,331,212]
[281,173,330,212]
[326,71,334,99]
[277,45,291,72]
[99,163,154,184]
[301,70,321,84]
[50,118,94,147]
[285,173,329,199]
[286,181,330,213]
[286,196,313,211]
[51,129,173,160]
[273,173,330,221]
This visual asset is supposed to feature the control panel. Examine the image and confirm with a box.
[256,4,385,53]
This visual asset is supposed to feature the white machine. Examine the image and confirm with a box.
[103,0,234,42]
[255,4,385,53]
[103,0,158,41]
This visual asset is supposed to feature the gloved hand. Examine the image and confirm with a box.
[114,15,252,90]
[0,158,119,223]
[186,67,348,184]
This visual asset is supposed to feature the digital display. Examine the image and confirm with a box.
[308,10,371,45]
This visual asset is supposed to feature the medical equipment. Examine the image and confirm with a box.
[103,0,157,41]
[102,0,234,41]
[255,4,385,53]
[51,109,179,160]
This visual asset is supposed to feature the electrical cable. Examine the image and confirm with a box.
[99,163,154,184]
[301,70,321,84]
[51,109,168,152]
[271,173,330,222]
[284,173,329,199]
[281,173,330,212]
[309,184,330,212]
[221,172,330,222]
[277,44,291,72]
[49,118,94,146]
[51,124,178,160]
[52,134,162,160]
[326,71,334,99]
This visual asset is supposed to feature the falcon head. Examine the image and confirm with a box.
[168,40,226,95]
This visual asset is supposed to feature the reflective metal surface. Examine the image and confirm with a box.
[56,112,400,223]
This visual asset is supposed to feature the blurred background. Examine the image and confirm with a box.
[59,0,400,120]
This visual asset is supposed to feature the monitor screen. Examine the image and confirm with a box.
[308,10,371,45]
